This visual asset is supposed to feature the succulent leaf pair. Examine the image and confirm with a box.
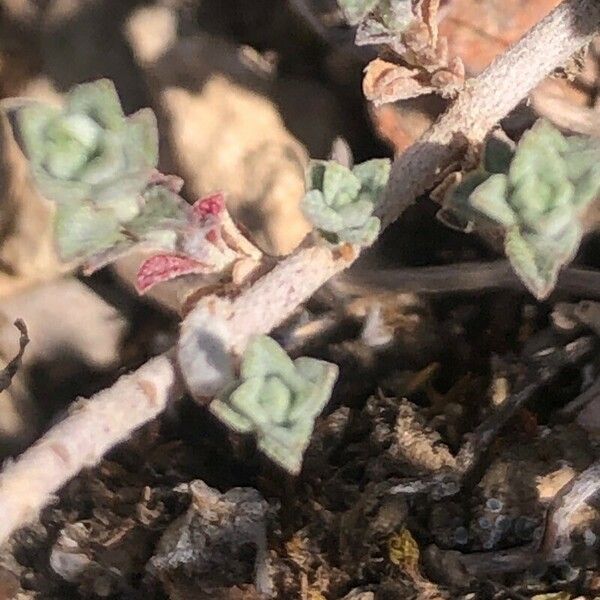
[210,335,339,474]
[301,158,390,246]
[441,120,600,299]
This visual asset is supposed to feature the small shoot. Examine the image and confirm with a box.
[8,79,262,294]
[12,79,171,262]
[210,335,339,475]
[301,158,390,247]
[440,120,600,299]
[337,0,417,47]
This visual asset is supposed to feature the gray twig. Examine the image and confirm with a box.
[542,459,600,563]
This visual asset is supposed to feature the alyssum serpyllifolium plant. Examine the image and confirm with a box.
[440,119,600,300]
[10,78,341,475]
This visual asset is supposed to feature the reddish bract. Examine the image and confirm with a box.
[206,228,219,244]
[192,192,225,220]
[136,253,207,293]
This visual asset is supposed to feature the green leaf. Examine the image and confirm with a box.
[468,174,516,227]
[228,377,264,421]
[322,161,361,207]
[352,158,391,198]
[210,398,253,434]
[17,104,60,165]
[54,199,125,261]
[508,120,568,190]
[127,185,188,237]
[66,79,124,131]
[77,131,125,186]
[563,136,600,207]
[260,376,293,424]
[301,190,346,233]
[504,228,555,300]
[337,198,375,228]
[242,335,303,390]
[534,204,575,238]
[442,170,491,228]
[504,224,581,300]
[123,108,159,171]
[29,165,91,204]
[338,216,380,245]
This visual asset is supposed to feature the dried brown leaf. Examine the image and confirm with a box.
[363,55,463,105]
[360,6,464,105]
[363,59,435,105]
[415,0,441,45]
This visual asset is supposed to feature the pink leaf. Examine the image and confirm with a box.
[192,192,225,221]
[136,253,208,294]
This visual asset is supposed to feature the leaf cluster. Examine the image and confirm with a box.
[301,158,390,246]
[210,336,338,474]
[441,120,600,298]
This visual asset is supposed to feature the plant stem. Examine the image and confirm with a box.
[0,0,599,546]
[381,0,600,226]
[0,352,182,544]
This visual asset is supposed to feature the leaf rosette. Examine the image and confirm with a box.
[17,79,158,219]
[301,158,390,246]
[210,335,338,474]
[441,120,600,299]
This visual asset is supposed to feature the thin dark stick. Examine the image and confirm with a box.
[0,320,28,392]
[343,261,600,298]
[554,375,600,422]
[456,545,539,578]
[456,336,595,474]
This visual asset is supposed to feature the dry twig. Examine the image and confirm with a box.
[388,334,595,498]
[0,352,182,544]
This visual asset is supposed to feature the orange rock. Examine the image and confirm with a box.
[439,0,562,76]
